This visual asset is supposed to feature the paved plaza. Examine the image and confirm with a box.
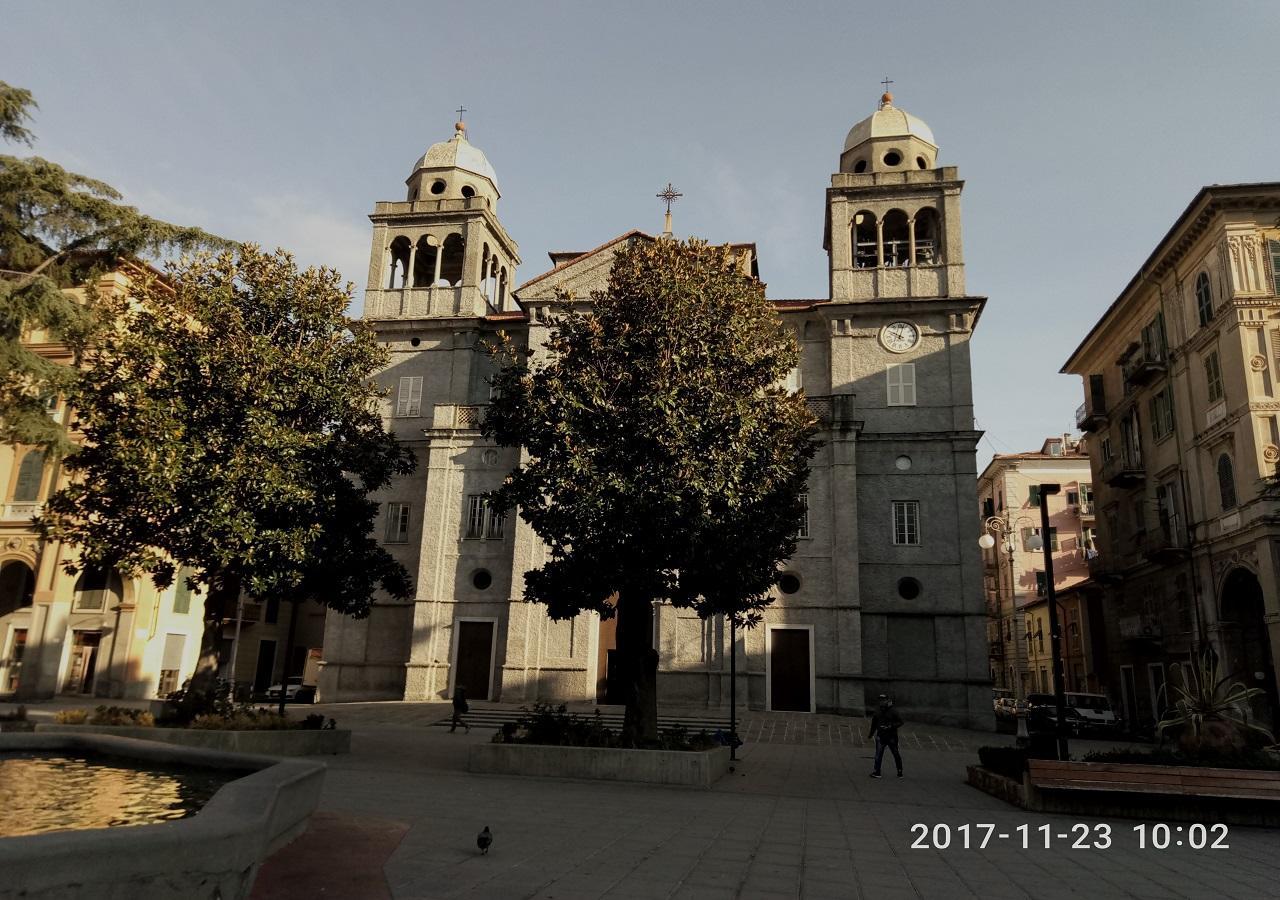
[6,699,1279,898]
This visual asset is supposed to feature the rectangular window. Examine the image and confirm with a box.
[1035,571,1047,597]
[891,500,919,545]
[1028,485,1041,507]
[1066,490,1079,505]
[886,363,916,407]
[395,376,423,417]
[1205,350,1224,403]
[796,492,809,538]
[981,497,995,518]
[1025,526,1058,551]
[1100,436,1114,461]
[173,578,193,615]
[1149,389,1175,440]
[486,504,505,540]
[465,495,486,539]
[385,502,411,543]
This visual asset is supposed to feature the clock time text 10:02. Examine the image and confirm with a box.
[909,823,1229,849]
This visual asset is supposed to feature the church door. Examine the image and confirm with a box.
[769,626,812,712]
[454,620,495,701]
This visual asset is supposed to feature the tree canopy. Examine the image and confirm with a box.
[483,237,818,740]
[39,246,416,686]
[0,80,230,451]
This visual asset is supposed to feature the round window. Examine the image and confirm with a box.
[883,150,902,167]
[853,159,868,174]
[473,569,492,590]
[895,455,911,471]
[410,337,421,347]
[897,577,921,600]
[779,573,801,595]
[916,156,927,169]
[430,180,446,195]
[461,185,476,199]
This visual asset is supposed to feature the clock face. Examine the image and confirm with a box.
[881,321,919,353]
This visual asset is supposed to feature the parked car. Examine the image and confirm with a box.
[1064,692,1120,736]
[1024,692,1088,736]
[264,677,316,704]
[992,689,1018,728]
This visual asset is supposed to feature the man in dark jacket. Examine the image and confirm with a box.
[450,685,471,733]
[868,694,903,778]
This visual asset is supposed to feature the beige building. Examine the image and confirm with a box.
[977,437,1098,699]
[320,93,994,727]
[1063,182,1280,731]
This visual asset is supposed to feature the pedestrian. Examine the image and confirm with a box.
[450,685,471,733]
[868,694,903,778]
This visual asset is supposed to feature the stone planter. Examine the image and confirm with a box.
[36,723,351,756]
[469,743,730,789]
[965,765,1028,808]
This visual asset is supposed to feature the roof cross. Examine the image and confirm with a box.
[880,76,894,92]
[455,104,467,123]
[656,182,683,215]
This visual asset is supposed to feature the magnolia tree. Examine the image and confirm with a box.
[40,247,416,707]
[483,238,818,743]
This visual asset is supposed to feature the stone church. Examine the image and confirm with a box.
[317,93,991,727]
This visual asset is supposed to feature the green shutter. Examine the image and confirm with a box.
[1270,241,1280,296]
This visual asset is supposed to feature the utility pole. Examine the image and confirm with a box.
[1037,483,1070,760]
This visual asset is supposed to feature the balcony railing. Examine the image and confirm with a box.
[1100,453,1144,487]
[1122,344,1167,386]
[1140,527,1189,562]
[1075,400,1108,432]
[804,394,856,427]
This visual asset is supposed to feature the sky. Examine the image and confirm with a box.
[7,0,1280,464]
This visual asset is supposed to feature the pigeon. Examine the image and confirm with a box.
[477,826,492,855]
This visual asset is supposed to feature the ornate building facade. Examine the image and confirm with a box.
[319,94,991,726]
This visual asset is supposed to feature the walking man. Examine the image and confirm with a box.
[868,694,903,778]
[450,684,471,733]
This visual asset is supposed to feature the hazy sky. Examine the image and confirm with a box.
[8,1,1279,463]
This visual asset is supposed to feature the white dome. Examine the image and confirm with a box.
[411,127,499,192]
[843,96,936,152]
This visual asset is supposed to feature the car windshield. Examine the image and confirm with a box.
[1067,693,1111,711]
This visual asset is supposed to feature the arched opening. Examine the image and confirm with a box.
[882,209,910,267]
[1219,567,1279,727]
[913,207,941,265]
[430,179,446,195]
[12,450,46,502]
[387,236,411,289]
[853,159,867,174]
[479,244,491,297]
[852,211,877,269]
[412,236,439,287]
[438,233,465,287]
[73,565,123,612]
[1195,271,1214,327]
[498,267,508,310]
[461,185,476,199]
[1217,453,1237,511]
[0,560,35,617]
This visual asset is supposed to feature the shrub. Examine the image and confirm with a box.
[1158,651,1275,753]
[190,709,298,731]
[1082,746,1280,771]
[503,704,718,750]
[978,745,1030,779]
[54,708,89,724]
[88,705,155,727]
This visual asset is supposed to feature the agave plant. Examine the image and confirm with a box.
[1157,651,1275,753]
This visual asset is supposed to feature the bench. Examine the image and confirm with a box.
[1028,759,1280,802]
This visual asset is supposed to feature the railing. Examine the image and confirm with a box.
[2,502,42,521]
[1140,528,1188,561]
[1122,344,1167,386]
[1100,453,1144,487]
[454,406,482,429]
[1075,400,1107,432]
[804,394,856,427]
[1078,500,1095,515]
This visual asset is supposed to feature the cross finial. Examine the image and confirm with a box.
[455,104,467,123]
[656,182,682,215]
[880,77,894,92]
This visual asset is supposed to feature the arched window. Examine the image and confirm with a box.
[12,451,46,502]
[438,233,465,287]
[913,207,941,265]
[1218,453,1237,511]
[479,245,491,297]
[387,236,411,289]
[498,267,508,310]
[1195,272,1213,327]
[73,565,123,612]
[0,561,35,617]
[882,209,910,267]
[412,236,438,287]
[852,211,877,269]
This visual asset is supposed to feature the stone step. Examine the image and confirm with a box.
[433,708,733,734]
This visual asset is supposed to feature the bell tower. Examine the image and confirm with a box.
[823,92,965,302]
[363,120,520,321]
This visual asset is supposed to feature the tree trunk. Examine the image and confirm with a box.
[617,589,659,746]
[189,571,238,697]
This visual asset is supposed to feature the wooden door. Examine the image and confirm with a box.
[455,621,495,700]
[770,628,811,712]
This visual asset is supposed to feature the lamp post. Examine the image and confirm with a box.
[979,514,1036,697]
[1035,483,1070,760]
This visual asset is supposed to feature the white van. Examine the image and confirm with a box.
[1065,692,1118,734]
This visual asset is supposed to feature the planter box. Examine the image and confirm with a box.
[36,723,350,756]
[965,765,1028,808]
[469,743,730,789]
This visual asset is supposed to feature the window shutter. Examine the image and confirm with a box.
[160,633,186,671]
[887,364,916,406]
[1029,485,1040,507]
[1270,241,1280,296]
[396,376,423,417]
[13,451,46,502]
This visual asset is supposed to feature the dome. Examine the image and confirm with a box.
[843,94,936,153]
[410,124,500,193]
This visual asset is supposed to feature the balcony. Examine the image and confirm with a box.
[1075,401,1107,433]
[2,502,42,522]
[1078,500,1095,516]
[1122,344,1167,387]
[805,394,857,428]
[1100,453,1144,488]
[1086,550,1121,583]
[1141,528,1189,562]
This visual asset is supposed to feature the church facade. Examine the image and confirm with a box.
[317,94,991,727]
